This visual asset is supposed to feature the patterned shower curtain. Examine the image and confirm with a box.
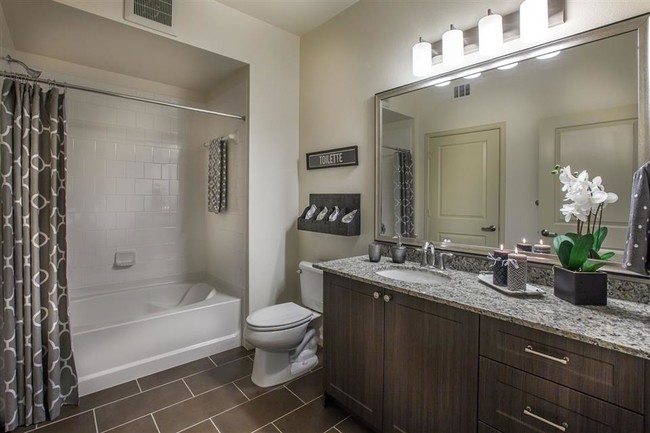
[393,150,415,237]
[0,80,78,431]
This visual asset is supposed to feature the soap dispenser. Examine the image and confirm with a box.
[391,235,407,264]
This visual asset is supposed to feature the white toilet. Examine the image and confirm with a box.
[244,261,323,387]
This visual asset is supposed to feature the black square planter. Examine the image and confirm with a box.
[553,266,607,306]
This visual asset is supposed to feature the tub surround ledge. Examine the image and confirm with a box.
[315,255,650,360]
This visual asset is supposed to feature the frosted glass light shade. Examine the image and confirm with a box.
[412,40,432,77]
[520,0,548,43]
[479,10,503,56]
[442,26,464,66]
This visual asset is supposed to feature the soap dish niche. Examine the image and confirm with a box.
[297,193,360,236]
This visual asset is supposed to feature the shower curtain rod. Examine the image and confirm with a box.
[0,70,246,121]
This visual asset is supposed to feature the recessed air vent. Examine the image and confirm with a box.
[453,83,471,99]
[124,0,176,36]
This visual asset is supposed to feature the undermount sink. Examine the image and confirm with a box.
[376,268,451,284]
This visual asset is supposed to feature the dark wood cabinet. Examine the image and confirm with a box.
[323,273,384,430]
[383,290,479,433]
[323,272,479,433]
[479,358,644,432]
[323,271,648,433]
[480,316,645,412]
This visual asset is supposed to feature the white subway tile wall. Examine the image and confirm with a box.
[66,89,205,289]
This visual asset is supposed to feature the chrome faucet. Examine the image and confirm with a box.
[438,252,454,270]
[420,241,435,267]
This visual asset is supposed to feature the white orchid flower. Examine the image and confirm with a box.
[555,164,618,227]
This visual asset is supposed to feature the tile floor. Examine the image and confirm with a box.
[11,347,372,433]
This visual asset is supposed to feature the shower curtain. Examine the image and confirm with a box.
[393,150,415,238]
[0,80,78,431]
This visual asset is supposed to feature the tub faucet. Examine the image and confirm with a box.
[420,241,435,267]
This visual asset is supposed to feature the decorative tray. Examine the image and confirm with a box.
[477,274,546,298]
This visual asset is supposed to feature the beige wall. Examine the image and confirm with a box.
[299,0,650,264]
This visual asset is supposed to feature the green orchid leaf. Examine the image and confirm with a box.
[557,240,574,269]
[589,249,601,260]
[568,234,593,271]
[583,261,607,272]
[565,233,579,243]
[553,235,573,254]
[599,251,615,261]
[593,227,608,252]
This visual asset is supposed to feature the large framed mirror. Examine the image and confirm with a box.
[375,14,650,271]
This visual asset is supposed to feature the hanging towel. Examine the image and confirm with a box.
[623,162,650,274]
[208,138,227,213]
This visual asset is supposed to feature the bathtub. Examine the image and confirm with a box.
[70,280,241,396]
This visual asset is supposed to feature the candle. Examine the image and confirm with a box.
[516,237,533,252]
[507,251,528,291]
[533,239,551,254]
[492,244,512,287]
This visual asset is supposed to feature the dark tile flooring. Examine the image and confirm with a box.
[12,347,372,433]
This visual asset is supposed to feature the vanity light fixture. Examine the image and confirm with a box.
[520,0,549,43]
[435,81,451,87]
[536,50,561,60]
[412,37,433,77]
[478,9,503,56]
[497,62,519,70]
[464,72,482,79]
[442,25,464,66]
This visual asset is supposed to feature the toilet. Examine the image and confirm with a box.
[244,261,323,387]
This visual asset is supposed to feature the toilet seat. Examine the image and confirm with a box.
[246,302,315,332]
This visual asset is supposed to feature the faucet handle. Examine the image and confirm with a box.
[438,252,454,270]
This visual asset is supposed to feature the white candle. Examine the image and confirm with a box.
[507,252,528,291]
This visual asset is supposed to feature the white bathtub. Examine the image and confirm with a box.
[70,280,241,396]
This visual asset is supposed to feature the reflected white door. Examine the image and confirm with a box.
[426,128,500,246]
[538,106,637,250]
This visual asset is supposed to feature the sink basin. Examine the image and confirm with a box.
[376,268,451,284]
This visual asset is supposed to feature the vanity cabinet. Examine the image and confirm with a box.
[479,317,645,432]
[323,273,384,430]
[323,272,479,432]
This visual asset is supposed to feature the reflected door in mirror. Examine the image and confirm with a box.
[426,128,501,246]
[538,105,637,249]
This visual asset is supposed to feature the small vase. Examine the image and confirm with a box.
[553,266,607,306]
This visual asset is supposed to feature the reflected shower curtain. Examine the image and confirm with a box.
[393,150,415,237]
[0,80,78,431]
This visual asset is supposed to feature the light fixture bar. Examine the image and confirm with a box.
[428,0,565,60]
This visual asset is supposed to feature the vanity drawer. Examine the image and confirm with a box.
[479,358,644,433]
[480,316,644,412]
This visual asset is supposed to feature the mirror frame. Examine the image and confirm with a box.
[375,14,650,275]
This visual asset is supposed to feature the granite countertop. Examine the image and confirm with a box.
[315,256,650,360]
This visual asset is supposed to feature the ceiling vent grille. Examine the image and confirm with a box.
[124,0,176,36]
[453,83,471,99]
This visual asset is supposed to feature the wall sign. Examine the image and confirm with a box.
[306,145,359,170]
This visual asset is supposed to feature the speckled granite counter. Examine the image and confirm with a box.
[315,256,650,360]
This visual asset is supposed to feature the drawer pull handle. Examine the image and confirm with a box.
[525,345,569,365]
[524,406,568,432]
[373,291,381,300]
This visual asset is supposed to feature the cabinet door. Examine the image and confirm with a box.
[323,273,384,430]
[383,289,479,433]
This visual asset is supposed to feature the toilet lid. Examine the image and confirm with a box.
[246,302,314,330]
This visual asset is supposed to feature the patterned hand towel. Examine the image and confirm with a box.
[623,161,650,274]
[208,138,227,213]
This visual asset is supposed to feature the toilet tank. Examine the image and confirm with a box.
[299,261,323,313]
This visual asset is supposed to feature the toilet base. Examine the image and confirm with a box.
[251,331,319,387]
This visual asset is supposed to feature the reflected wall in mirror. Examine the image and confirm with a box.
[377,25,644,258]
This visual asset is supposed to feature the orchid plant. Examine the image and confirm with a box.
[551,165,619,272]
